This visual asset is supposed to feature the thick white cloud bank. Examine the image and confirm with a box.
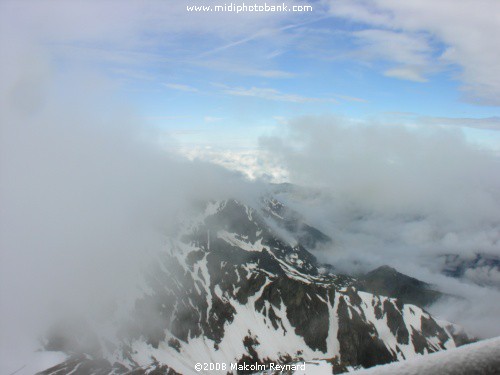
[0,13,264,375]
[261,116,500,337]
[261,116,500,239]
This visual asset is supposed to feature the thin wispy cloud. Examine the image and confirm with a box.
[199,29,271,57]
[204,116,224,123]
[350,28,435,82]
[164,83,199,93]
[218,84,338,104]
[333,94,368,103]
[193,59,296,78]
[384,67,428,82]
[326,0,500,105]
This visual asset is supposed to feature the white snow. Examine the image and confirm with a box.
[288,360,332,375]
[326,292,340,355]
[204,200,225,217]
[217,230,268,253]
[349,336,500,375]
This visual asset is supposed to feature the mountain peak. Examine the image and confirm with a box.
[357,265,441,308]
[37,199,466,374]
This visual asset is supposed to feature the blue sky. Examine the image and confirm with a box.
[2,0,500,151]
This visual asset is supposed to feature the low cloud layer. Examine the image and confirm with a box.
[261,116,500,337]
[0,29,263,375]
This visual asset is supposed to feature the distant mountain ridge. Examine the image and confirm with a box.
[439,253,500,289]
[356,265,443,308]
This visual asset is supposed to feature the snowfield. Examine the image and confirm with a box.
[348,336,500,375]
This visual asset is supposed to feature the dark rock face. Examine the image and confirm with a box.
[411,328,431,355]
[255,276,330,352]
[337,296,394,368]
[37,199,464,375]
[421,315,449,344]
[383,299,409,345]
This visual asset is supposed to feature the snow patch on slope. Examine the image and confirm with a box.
[217,230,268,252]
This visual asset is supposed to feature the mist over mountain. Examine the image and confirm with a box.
[26,199,475,374]
[0,24,266,374]
[2,1,500,374]
[259,117,500,338]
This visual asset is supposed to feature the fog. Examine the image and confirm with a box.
[0,26,264,375]
[261,116,500,338]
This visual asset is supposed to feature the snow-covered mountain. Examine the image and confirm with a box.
[37,199,469,374]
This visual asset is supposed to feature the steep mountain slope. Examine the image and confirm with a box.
[38,199,465,374]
